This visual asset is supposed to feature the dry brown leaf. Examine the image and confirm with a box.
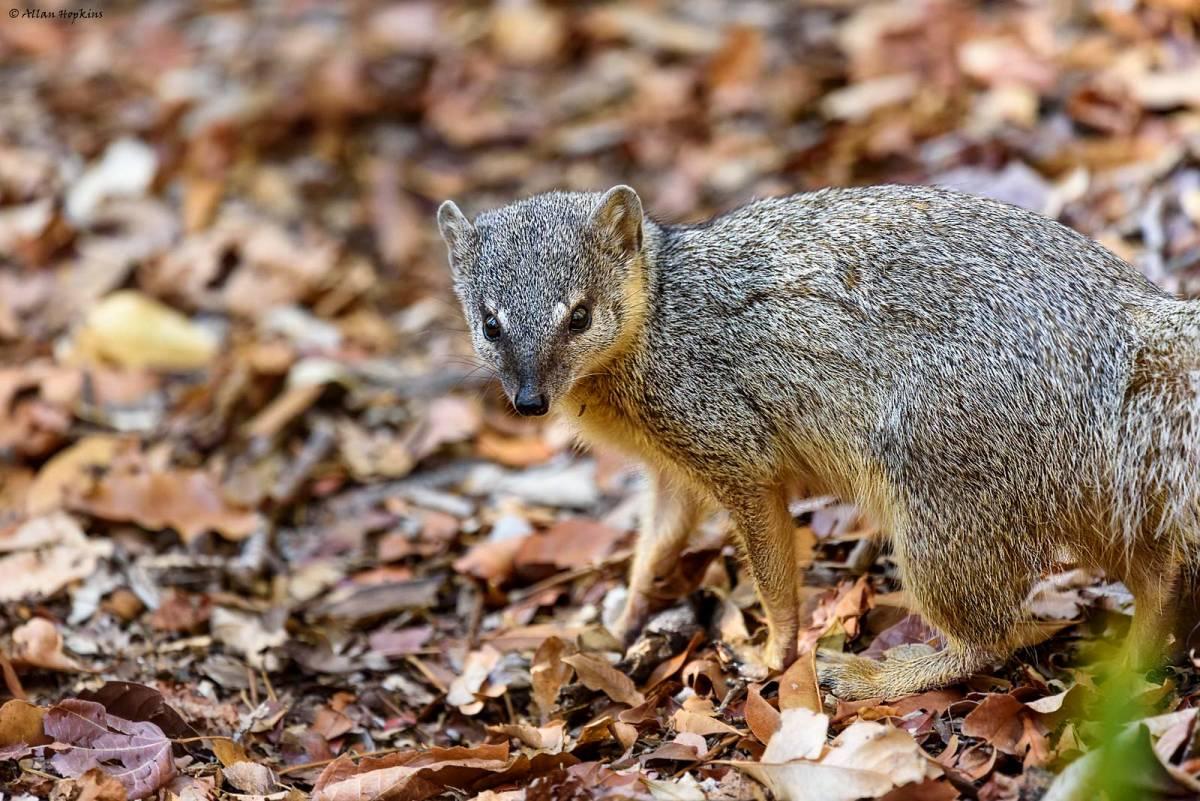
[962,693,1049,761]
[73,464,261,543]
[0,699,51,747]
[671,700,740,737]
[410,396,482,460]
[531,636,575,720]
[453,531,529,585]
[71,291,217,371]
[211,738,250,766]
[72,768,130,801]
[223,761,276,794]
[446,646,502,716]
[562,653,646,707]
[737,718,942,801]
[745,684,782,744]
[26,435,126,515]
[0,513,112,603]
[336,419,416,480]
[779,652,821,713]
[476,431,556,468]
[487,720,565,752]
[310,743,510,801]
[209,607,287,672]
[514,518,626,573]
[11,617,88,673]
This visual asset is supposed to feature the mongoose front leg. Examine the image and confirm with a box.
[722,485,800,671]
[613,469,707,646]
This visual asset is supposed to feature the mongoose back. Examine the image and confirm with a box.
[437,184,1200,699]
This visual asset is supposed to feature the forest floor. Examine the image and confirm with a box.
[2,1,1200,800]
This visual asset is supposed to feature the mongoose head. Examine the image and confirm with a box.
[437,186,647,417]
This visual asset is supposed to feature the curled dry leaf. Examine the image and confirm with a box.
[962,693,1049,762]
[736,717,943,801]
[531,636,576,720]
[71,290,217,371]
[446,646,503,715]
[745,684,782,744]
[0,512,112,603]
[210,607,288,671]
[671,697,740,737]
[562,653,646,707]
[310,743,510,801]
[514,518,626,576]
[778,651,821,713]
[45,699,176,800]
[223,761,276,795]
[76,682,198,744]
[0,698,52,747]
[487,720,566,752]
[10,617,88,673]
[73,463,261,543]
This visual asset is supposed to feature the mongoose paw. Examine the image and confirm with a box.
[815,649,886,700]
[763,632,799,673]
[612,593,653,648]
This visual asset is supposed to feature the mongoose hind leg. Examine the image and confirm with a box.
[720,484,801,671]
[1118,560,1181,674]
[819,516,1035,699]
[1172,563,1200,658]
[817,644,989,700]
[613,469,708,646]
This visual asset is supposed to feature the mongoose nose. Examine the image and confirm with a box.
[513,389,549,416]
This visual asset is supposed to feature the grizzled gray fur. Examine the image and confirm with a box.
[438,184,1200,699]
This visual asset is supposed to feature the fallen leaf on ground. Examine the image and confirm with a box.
[779,652,821,713]
[10,617,88,672]
[962,693,1049,763]
[45,699,176,800]
[0,699,52,747]
[73,463,261,543]
[531,636,576,720]
[223,761,276,794]
[71,290,217,371]
[514,517,626,575]
[310,743,511,801]
[736,718,942,801]
[447,646,503,715]
[77,682,198,743]
[209,607,288,671]
[0,513,112,603]
[562,653,646,707]
[745,684,782,744]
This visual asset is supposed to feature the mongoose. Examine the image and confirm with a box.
[436,184,1200,700]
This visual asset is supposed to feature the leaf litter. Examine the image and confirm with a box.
[2,1,1200,799]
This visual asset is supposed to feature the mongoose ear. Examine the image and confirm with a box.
[592,185,643,257]
[437,200,477,272]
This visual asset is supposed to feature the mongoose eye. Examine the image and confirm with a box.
[568,304,591,333]
[483,315,501,341]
